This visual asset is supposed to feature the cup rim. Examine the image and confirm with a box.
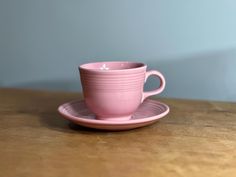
[79,61,146,73]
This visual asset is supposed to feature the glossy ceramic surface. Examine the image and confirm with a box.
[58,99,170,131]
[79,61,166,121]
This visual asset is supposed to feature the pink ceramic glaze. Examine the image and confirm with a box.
[58,99,169,131]
[79,61,166,121]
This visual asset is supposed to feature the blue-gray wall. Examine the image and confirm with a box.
[1,0,236,101]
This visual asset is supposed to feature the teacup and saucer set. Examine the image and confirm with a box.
[58,61,170,130]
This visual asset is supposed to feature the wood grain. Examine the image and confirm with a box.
[0,88,236,177]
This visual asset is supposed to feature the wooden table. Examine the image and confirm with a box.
[0,88,236,177]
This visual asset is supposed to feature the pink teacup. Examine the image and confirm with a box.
[79,61,165,121]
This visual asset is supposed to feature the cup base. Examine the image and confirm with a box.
[96,115,132,121]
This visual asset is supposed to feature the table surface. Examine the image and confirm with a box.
[0,88,236,177]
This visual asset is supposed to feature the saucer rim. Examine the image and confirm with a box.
[58,99,170,125]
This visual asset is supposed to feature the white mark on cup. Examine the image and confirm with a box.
[100,64,109,70]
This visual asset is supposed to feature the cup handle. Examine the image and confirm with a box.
[142,70,166,102]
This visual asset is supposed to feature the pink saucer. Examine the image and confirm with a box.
[58,99,170,131]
